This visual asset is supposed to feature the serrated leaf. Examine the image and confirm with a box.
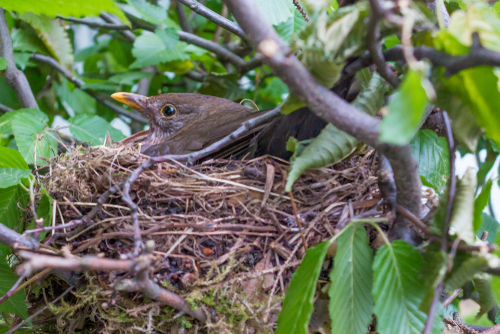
[373,240,442,334]
[276,240,332,334]
[69,115,125,145]
[380,70,430,145]
[449,167,476,244]
[0,169,31,189]
[0,58,6,71]
[275,9,308,42]
[474,179,493,233]
[410,130,450,193]
[20,13,73,70]
[54,79,96,116]
[10,109,58,166]
[0,0,130,26]
[130,30,188,69]
[329,224,373,334]
[473,273,495,320]
[285,73,385,191]
[0,254,28,319]
[445,256,488,290]
[255,0,295,26]
[0,109,41,137]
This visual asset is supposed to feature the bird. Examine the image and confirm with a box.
[111,92,269,157]
[111,74,355,160]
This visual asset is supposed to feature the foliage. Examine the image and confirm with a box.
[2,0,500,331]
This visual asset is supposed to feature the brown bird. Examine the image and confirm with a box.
[111,92,268,157]
[111,75,355,160]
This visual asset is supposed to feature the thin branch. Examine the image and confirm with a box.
[344,34,500,77]
[442,111,456,252]
[443,289,463,308]
[0,103,13,113]
[223,0,422,225]
[367,0,400,87]
[0,8,38,109]
[177,0,246,39]
[57,16,131,30]
[30,53,147,123]
[99,13,137,42]
[176,0,193,33]
[292,0,309,22]
[423,282,443,334]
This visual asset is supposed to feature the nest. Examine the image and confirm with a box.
[26,143,382,333]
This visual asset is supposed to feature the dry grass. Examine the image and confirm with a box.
[28,143,382,333]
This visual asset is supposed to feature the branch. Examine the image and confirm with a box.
[366,0,400,87]
[176,0,193,33]
[223,0,422,227]
[177,0,246,39]
[57,16,131,30]
[77,13,261,73]
[0,102,13,113]
[0,8,38,109]
[292,0,309,22]
[30,53,147,123]
[344,33,500,77]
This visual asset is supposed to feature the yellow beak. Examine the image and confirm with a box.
[111,92,147,112]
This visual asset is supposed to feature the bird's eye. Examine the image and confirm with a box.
[160,104,177,118]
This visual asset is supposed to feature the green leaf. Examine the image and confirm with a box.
[54,80,96,116]
[0,185,28,231]
[302,0,329,15]
[329,224,373,334]
[0,254,28,319]
[33,185,52,242]
[20,13,73,70]
[0,169,31,189]
[10,109,58,166]
[473,273,495,320]
[445,256,488,290]
[127,0,169,25]
[419,243,447,313]
[373,240,441,334]
[0,0,130,26]
[255,0,295,26]
[0,57,6,71]
[449,167,476,244]
[409,130,450,193]
[285,73,385,191]
[130,30,188,69]
[474,179,493,233]
[108,71,155,85]
[476,213,498,244]
[275,240,332,334]
[380,70,430,145]
[0,147,29,170]
[275,9,308,42]
[69,115,125,145]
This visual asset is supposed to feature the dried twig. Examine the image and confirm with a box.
[292,0,309,22]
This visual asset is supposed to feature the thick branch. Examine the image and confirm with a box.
[345,34,500,77]
[0,8,38,109]
[223,0,422,222]
[30,53,147,123]
[177,0,245,39]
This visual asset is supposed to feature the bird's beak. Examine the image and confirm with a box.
[111,93,147,113]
